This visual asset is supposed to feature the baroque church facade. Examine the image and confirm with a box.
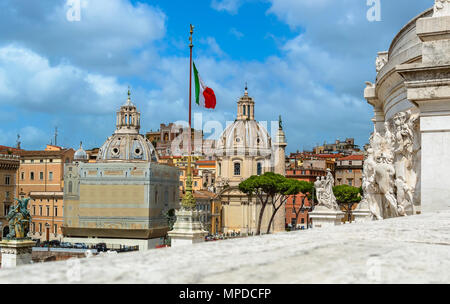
[215,88,287,235]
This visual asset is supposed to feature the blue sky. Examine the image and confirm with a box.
[0,0,433,152]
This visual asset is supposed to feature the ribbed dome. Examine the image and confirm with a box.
[216,88,272,156]
[74,142,88,162]
[216,120,272,156]
[97,133,158,162]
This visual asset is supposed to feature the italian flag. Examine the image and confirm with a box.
[193,62,216,109]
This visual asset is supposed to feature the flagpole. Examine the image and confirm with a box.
[182,24,196,210]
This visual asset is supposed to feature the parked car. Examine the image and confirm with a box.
[95,243,108,252]
[74,243,88,249]
[60,242,73,248]
[49,240,60,247]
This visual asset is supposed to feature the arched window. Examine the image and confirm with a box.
[218,162,222,176]
[243,105,246,116]
[234,162,241,176]
[257,162,262,176]
[68,181,73,193]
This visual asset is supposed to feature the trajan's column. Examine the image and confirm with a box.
[360,0,450,220]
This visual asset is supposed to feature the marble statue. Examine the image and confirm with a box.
[362,110,421,220]
[6,198,31,239]
[434,0,450,17]
[375,52,388,73]
[314,169,339,210]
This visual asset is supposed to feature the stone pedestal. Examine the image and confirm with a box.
[0,240,35,268]
[168,209,208,247]
[352,200,373,222]
[309,206,345,228]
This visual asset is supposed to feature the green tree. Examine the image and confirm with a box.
[239,172,308,235]
[332,185,362,222]
[290,181,314,229]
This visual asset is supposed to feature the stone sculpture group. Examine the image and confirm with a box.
[314,169,339,211]
[361,110,421,220]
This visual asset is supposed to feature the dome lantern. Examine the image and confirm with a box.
[115,88,141,135]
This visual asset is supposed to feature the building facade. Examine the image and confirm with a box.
[63,91,179,250]
[215,88,286,235]
[0,153,20,238]
[16,146,74,242]
[335,155,364,188]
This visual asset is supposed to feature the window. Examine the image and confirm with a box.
[30,159,34,164]
[21,172,24,180]
[30,172,35,180]
[68,181,73,193]
[39,172,44,180]
[49,172,53,181]
[32,222,35,233]
[33,206,36,216]
[348,169,353,173]
[257,162,262,176]
[348,179,353,186]
[5,175,10,185]
[5,191,10,199]
[39,223,42,233]
[49,159,53,163]
[40,159,44,163]
[39,206,42,216]
[54,224,58,234]
[194,181,198,187]
[46,206,50,216]
[218,163,222,176]
[54,207,58,217]
[234,162,241,176]
[301,218,305,224]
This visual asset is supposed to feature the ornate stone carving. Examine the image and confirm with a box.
[314,169,339,211]
[362,110,421,220]
[434,0,450,17]
[376,52,389,73]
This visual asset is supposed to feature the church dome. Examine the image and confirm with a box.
[97,133,158,162]
[96,89,158,163]
[74,142,88,162]
[216,88,272,156]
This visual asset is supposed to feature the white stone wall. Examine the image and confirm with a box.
[0,211,448,283]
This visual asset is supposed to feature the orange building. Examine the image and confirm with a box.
[0,152,20,238]
[285,194,312,230]
[16,145,74,242]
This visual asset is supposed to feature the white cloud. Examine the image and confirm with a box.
[230,28,244,39]
[0,45,125,115]
[0,0,166,76]
[211,0,243,15]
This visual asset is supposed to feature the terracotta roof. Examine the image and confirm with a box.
[338,155,364,161]
[0,145,22,154]
[18,149,74,157]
